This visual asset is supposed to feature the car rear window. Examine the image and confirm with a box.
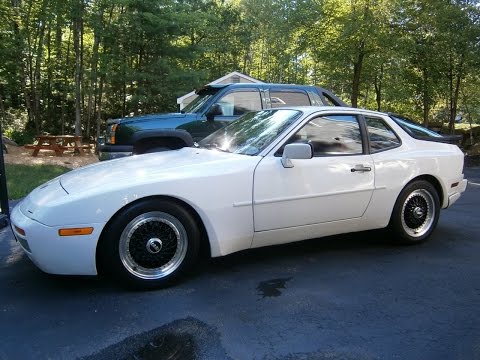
[366,117,401,153]
[389,115,442,139]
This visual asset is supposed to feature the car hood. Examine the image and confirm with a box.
[59,147,258,195]
[114,113,196,126]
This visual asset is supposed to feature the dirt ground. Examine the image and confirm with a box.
[4,143,479,169]
[3,144,99,169]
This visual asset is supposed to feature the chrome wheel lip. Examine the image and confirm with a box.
[400,189,435,238]
[119,212,188,280]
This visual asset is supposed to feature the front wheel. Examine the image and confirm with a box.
[389,180,440,244]
[99,199,200,289]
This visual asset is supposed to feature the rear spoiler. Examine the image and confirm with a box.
[414,134,463,144]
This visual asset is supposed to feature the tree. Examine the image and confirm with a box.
[437,0,480,134]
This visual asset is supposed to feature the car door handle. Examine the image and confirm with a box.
[351,165,372,172]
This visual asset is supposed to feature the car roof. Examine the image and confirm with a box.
[200,83,334,91]
[270,106,388,117]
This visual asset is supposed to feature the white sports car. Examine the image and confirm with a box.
[10,107,467,288]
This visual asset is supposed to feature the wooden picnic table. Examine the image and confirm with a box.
[25,135,90,157]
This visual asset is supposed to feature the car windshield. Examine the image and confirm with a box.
[181,94,213,113]
[182,87,222,113]
[199,109,302,156]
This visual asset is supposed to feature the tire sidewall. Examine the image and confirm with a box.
[100,199,200,289]
[390,180,440,244]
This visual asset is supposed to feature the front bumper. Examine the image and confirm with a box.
[98,144,133,161]
[10,204,104,275]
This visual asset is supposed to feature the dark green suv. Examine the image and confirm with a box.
[98,83,346,160]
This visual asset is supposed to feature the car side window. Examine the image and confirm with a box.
[270,90,311,108]
[215,89,262,116]
[365,117,401,153]
[280,115,363,156]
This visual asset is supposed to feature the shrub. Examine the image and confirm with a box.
[4,128,36,146]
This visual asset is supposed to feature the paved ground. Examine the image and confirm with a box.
[1,169,479,360]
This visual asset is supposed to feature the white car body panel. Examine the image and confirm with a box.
[11,205,101,275]
[253,154,374,232]
[9,106,467,277]
[13,148,262,274]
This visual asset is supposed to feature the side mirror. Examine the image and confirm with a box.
[281,143,313,168]
[206,104,222,121]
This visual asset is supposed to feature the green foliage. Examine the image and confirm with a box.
[1,109,35,145]
[4,129,35,146]
[0,0,478,135]
[5,164,71,199]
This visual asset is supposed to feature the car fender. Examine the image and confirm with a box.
[132,129,194,154]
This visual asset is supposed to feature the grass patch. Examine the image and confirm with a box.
[5,164,70,200]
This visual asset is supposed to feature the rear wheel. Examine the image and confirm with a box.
[389,180,440,244]
[100,199,200,288]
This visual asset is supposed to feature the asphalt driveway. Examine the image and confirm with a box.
[1,168,479,360]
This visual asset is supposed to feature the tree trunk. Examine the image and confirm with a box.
[33,19,46,133]
[422,68,430,127]
[96,76,104,153]
[61,28,72,135]
[86,13,102,140]
[54,10,63,131]
[351,42,365,108]
[73,0,83,136]
[122,56,127,117]
[374,64,383,111]
[45,22,52,127]
[0,92,6,123]
[448,55,464,135]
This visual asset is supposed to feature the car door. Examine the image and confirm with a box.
[253,113,375,233]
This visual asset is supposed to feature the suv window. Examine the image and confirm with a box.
[270,90,311,108]
[366,117,401,153]
[282,114,363,156]
[215,89,262,116]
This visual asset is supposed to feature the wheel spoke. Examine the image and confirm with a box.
[401,189,435,238]
[119,211,188,280]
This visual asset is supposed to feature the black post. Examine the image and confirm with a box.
[0,120,10,228]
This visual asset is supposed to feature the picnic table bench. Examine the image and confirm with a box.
[25,135,91,156]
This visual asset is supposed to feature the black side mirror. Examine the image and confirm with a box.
[206,104,222,121]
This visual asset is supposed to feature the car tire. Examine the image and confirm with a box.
[100,199,200,289]
[389,180,440,244]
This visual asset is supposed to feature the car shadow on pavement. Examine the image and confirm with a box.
[0,227,435,294]
[201,229,398,273]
